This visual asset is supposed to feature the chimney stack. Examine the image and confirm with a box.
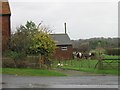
[64,22,67,34]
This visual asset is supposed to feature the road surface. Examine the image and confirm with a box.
[2,74,118,88]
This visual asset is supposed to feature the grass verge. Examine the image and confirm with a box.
[2,68,66,76]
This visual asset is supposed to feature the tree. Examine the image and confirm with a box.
[29,30,56,56]
[9,21,38,53]
[8,21,56,68]
[79,42,90,53]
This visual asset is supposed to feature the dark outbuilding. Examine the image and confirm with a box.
[51,33,73,60]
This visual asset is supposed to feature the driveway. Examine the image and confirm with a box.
[2,74,118,88]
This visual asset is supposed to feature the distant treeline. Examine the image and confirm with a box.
[71,37,120,54]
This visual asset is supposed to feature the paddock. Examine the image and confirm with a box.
[52,55,119,71]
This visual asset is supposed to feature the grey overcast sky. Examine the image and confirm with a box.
[9,0,118,40]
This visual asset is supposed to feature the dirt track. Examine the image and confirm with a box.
[55,69,106,76]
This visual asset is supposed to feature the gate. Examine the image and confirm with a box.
[95,58,120,69]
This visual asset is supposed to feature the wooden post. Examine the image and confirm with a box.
[39,54,41,68]
[79,59,80,70]
[97,41,103,69]
[98,55,103,70]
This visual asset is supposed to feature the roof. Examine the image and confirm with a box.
[0,0,11,15]
[50,34,72,45]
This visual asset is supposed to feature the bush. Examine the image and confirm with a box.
[2,55,40,68]
[3,50,27,68]
[105,48,120,55]
[16,60,30,68]
[2,58,16,68]
[5,50,26,60]
[2,58,38,68]
[3,51,47,68]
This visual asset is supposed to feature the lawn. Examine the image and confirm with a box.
[2,68,66,76]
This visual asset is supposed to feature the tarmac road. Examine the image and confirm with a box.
[2,74,118,88]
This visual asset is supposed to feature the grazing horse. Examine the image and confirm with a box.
[83,52,96,59]
[82,53,89,59]
[89,52,96,59]
[76,52,89,59]
[76,52,83,59]
[75,52,96,60]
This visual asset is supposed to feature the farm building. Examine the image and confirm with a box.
[51,33,73,60]
[0,0,11,52]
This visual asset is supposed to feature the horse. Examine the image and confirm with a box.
[83,52,96,59]
[89,52,96,59]
[76,52,83,59]
[75,52,96,60]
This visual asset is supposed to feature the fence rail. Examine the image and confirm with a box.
[102,59,120,60]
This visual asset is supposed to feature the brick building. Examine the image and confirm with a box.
[0,0,11,52]
[51,34,73,60]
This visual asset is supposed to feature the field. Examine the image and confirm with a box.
[52,55,119,75]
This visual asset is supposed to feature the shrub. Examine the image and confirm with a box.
[3,50,27,68]
[15,60,30,68]
[2,57,37,68]
[105,48,120,55]
[2,58,16,68]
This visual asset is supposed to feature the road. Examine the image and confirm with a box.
[2,74,118,88]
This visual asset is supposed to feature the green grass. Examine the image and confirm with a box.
[2,68,66,76]
[52,60,118,75]
[52,55,119,75]
[53,59,119,70]
[52,59,98,69]
[0,68,2,74]
[104,55,120,59]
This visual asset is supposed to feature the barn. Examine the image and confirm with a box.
[51,33,73,60]
[0,0,11,52]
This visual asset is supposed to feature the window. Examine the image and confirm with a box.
[61,46,67,51]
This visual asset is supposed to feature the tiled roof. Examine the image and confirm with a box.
[0,0,11,15]
[50,33,72,45]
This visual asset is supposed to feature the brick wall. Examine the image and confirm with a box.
[0,1,11,52]
[1,15,11,51]
[53,45,73,60]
